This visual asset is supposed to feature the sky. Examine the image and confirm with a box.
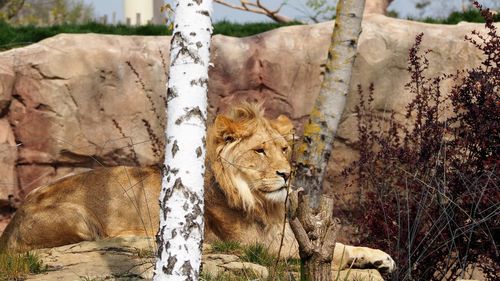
[86,0,500,23]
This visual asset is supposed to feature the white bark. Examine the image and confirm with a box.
[294,0,365,207]
[153,0,212,279]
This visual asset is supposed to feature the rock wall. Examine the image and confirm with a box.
[0,15,492,200]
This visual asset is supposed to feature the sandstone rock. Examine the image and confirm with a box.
[25,237,156,281]
[0,16,495,205]
[201,253,269,279]
[25,238,274,281]
[221,261,269,279]
[0,118,17,199]
[24,237,382,281]
[333,268,384,281]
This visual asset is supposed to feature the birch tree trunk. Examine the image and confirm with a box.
[294,0,365,208]
[290,0,365,280]
[153,0,213,279]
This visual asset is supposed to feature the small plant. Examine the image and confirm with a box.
[200,270,261,281]
[0,251,47,280]
[242,243,275,267]
[211,240,242,254]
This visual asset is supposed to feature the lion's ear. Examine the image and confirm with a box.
[271,115,294,140]
[214,115,243,143]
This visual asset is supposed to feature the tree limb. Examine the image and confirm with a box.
[213,0,296,23]
[290,217,314,258]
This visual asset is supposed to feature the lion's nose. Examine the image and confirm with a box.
[276,171,290,182]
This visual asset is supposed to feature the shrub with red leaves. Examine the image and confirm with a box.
[351,2,499,280]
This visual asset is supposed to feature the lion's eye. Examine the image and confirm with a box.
[282,147,288,153]
[254,148,265,155]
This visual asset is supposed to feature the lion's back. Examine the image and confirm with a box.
[0,166,161,251]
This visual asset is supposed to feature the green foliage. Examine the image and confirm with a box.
[200,270,261,281]
[241,243,275,267]
[206,241,300,281]
[211,240,242,254]
[0,251,47,280]
[0,20,302,51]
[1,0,93,26]
[304,0,337,23]
[419,9,500,24]
[0,0,25,20]
[0,8,497,51]
[213,20,302,37]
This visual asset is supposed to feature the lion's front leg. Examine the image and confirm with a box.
[332,242,396,273]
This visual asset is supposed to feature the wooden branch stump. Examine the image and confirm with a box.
[289,191,341,281]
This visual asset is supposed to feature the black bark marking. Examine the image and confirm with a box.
[196,41,202,48]
[161,177,185,219]
[172,140,179,157]
[190,32,196,36]
[197,10,209,16]
[163,255,177,274]
[171,32,202,64]
[161,203,171,220]
[183,202,189,211]
[171,168,179,175]
[167,87,179,102]
[181,261,195,281]
[155,225,166,258]
[182,205,202,239]
[190,78,208,87]
[193,0,202,5]
[175,106,206,125]
[173,178,184,191]
[196,146,202,158]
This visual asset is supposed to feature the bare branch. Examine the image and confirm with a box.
[290,217,315,258]
[213,0,297,23]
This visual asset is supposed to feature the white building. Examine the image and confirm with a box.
[123,0,164,25]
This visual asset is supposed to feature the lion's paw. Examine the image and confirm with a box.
[352,248,396,273]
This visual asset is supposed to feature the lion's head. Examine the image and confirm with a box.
[206,103,294,211]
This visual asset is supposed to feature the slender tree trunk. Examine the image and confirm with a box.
[294,0,366,208]
[153,0,213,280]
[289,192,341,281]
[290,0,365,280]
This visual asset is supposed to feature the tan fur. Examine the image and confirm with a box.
[0,104,395,272]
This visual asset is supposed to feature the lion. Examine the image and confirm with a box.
[0,103,395,273]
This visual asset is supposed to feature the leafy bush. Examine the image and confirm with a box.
[351,3,499,281]
[421,8,500,24]
[0,20,302,50]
